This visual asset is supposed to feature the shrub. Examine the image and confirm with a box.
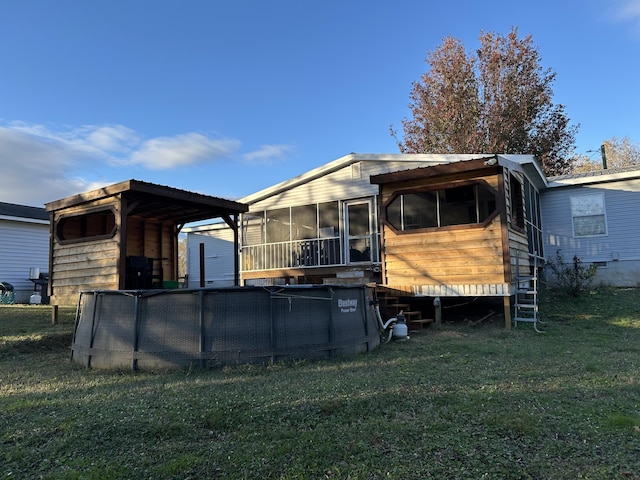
[547,250,597,297]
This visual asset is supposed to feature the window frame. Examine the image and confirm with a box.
[381,180,499,235]
[570,193,608,238]
[509,173,525,231]
[55,207,117,244]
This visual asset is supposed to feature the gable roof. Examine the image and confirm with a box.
[0,201,49,223]
[239,153,534,205]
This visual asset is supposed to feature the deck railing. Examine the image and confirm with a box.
[242,237,342,271]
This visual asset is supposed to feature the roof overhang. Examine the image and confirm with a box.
[547,167,640,188]
[370,154,548,190]
[45,179,248,225]
[370,156,500,184]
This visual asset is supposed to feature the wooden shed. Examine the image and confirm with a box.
[45,180,248,306]
[370,155,546,328]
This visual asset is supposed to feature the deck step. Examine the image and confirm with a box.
[408,319,433,330]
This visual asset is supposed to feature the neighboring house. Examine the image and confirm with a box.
[541,166,640,287]
[185,222,238,288]
[0,202,50,303]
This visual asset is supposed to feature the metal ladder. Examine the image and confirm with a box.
[513,252,543,332]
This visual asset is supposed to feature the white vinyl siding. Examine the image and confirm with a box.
[186,226,236,288]
[542,179,640,264]
[0,219,50,302]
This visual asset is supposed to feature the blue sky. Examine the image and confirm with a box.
[1,0,639,208]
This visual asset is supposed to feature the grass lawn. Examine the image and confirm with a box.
[1,288,639,479]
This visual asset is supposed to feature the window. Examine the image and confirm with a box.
[571,194,607,237]
[265,208,290,243]
[242,214,265,246]
[241,202,343,271]
[385,182,497,232]
[510,174,524,229]
[291,205,317,240]
[56,208,116,243]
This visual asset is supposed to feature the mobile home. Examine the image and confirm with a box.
[0,202,50,303]
[185,153,547,328]
[541,166,640,287]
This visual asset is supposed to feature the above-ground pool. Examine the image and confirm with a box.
[70,284,381,370]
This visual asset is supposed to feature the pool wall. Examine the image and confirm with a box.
[70,284,381,370]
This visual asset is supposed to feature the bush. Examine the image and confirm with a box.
[547,250,597,297]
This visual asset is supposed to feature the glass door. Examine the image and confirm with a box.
[344,199,374,264]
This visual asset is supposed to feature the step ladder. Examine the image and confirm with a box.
[513,252,543,332]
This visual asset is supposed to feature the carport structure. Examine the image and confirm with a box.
[45,179,248,306]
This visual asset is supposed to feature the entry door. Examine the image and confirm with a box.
[344,199,374,264]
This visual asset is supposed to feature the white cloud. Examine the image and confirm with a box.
[129,133,240,170]
[84,125,141,153]
[242,144,295,164]
[0,122,243,207]
[611,0,640,33]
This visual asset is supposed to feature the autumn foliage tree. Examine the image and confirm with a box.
[572,136,640,173]
[392,28,578,176]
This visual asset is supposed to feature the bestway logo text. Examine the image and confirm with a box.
[338,298,358,313]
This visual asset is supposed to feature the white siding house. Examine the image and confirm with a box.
[0,202,50,303]
[185,222,237,288]
[541,166,640,287]
[184,153,545,289]
[186,152,640,297]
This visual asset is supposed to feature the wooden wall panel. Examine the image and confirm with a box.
[383,216,506,287]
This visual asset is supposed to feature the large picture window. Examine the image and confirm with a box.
[385,183,497,232]
[571,193,607,237]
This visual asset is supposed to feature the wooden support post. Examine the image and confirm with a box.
[503,296,512,331]
[434,297,441,325]
[51,305,58,325]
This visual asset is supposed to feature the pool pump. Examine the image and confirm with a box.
[391,313,408,340]
[373,302,409,343]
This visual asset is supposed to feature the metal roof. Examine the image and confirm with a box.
[239,153,521,205]
[45,179,248,225]
[547,165,640,187]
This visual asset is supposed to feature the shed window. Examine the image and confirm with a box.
[385,183,496,232]
[56,209,116,243]
[571,194,607,237]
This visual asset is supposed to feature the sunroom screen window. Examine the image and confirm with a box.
[440,186,476,226]
[386,184,496,232]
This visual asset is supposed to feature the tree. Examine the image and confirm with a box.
[572,136,640,174]
[392,28,578,176]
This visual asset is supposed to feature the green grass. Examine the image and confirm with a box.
[1,289,639,479]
